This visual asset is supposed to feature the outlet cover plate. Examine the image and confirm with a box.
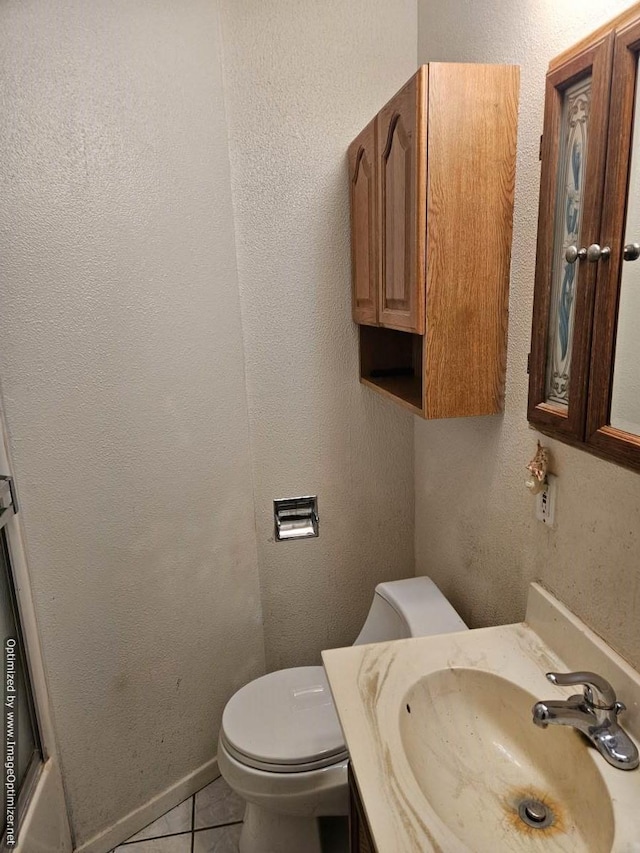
[536,474,556,527]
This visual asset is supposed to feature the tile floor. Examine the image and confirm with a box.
[113,775,245,853]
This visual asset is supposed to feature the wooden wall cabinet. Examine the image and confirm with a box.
[528,2,640,472]
[348,64,520,419]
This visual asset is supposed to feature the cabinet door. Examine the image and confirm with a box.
[587,18,640,469]
[377,67,427,333]
[348,763,376,853]
[528,35,614,439]
[349,120,378,326]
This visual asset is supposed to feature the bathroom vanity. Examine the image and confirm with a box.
[348,764,375,853]
[323,584,640,852]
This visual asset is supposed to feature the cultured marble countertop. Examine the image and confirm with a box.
[322,584,640,853]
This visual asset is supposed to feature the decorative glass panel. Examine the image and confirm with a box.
[545,77,592,407]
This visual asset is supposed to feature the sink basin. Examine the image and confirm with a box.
[323,584,640,852]
[400,668,614,852]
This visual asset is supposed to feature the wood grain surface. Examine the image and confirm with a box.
[377,66,427,333]
[349,119,378,326]
[527,36,614,439]
[424,63,519,418]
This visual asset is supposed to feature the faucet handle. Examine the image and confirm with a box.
[546,671,617,710]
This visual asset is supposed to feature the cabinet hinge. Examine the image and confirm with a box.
[527,353,531,374]
[539,135,543,161]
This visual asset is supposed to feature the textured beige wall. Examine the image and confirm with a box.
[0,0,417,844]
[0,1,265,846]
[415,0,640,670]
[218,0,416,671]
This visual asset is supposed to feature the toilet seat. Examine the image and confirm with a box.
[221,666,347,773]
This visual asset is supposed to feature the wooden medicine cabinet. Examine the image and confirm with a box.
[528,3,640,472]
[348,63,520,418]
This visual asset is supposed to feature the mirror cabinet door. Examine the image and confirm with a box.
[588,19,640,468]
[528,35,613,439]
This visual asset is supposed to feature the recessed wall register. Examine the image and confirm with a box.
[274,496,319,541]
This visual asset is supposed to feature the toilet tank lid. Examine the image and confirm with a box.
[375,576,467,635]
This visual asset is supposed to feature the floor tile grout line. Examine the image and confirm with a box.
[120,828,193,845]
[193,819,243,834]
[121,793,196,846]
[118,776,235,849]
[191,794,195,853]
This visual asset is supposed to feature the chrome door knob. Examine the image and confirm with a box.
[586,243,611,262]
[623,242,640,261]
[565,245,587,264]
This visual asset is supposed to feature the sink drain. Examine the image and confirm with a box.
[518,798,554,829]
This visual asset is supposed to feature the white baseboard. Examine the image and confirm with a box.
[74,757,219,853]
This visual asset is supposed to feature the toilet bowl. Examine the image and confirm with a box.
[217,576,467,853]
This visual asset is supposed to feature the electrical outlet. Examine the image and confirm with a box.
[536,474,557,527]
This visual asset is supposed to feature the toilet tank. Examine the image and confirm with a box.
[353,576,467,646]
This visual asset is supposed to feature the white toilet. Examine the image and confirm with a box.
[217,576,467,853]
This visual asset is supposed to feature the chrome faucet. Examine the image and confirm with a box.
[532,671,639,771]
